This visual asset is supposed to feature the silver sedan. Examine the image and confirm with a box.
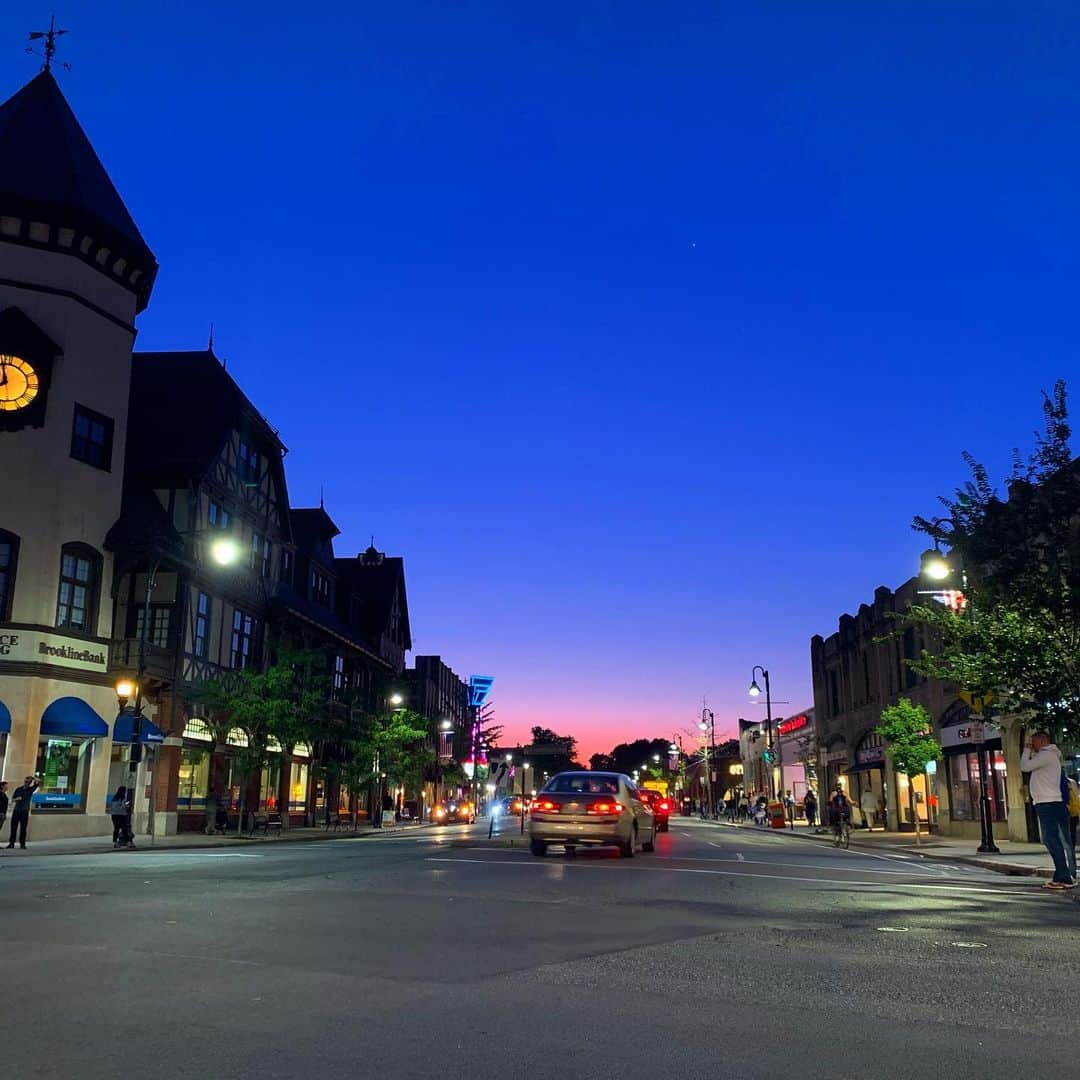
[528,771,656,857]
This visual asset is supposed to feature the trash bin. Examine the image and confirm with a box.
[768,801,787,829]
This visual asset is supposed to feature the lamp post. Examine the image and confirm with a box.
[749,667,775,801]
[520,761,530,835]
[919,547,1000,854]
[700,707,716,818]
[118,531,239,843]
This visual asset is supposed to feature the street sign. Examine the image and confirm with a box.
[967,720,985,745]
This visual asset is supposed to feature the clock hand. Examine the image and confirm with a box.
[0,363,7,387]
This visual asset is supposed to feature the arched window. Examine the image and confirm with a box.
[55,543,102,634]
[0,529,18,621]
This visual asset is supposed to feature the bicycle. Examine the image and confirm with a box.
[832,815,851,849]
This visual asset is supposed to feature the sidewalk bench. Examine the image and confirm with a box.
[251,812,283,836]
[325,812,350,832]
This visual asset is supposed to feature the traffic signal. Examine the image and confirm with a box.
[762,748,776,765]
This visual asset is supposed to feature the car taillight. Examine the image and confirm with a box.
[658,800,671,812]
[587,801,623,815]
[534,799,559,813]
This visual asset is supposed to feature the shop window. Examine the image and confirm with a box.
[259,760,281,809]
[289,759,309,811]
[55,543,101,633]
[947,751,1007,823]
[0,528,18,620]
[33,736,94,810]
[177,748,210,808]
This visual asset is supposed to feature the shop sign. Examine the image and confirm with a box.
[777,715,808,736]
[941,722,1001,749]
[0,629,109,672]
[856,745,886,765]
[827,748,848,763]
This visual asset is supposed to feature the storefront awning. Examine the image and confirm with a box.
[40,697,109,738]
[111,708,165,744]
[843,761,883,774]
[0,699,11,734]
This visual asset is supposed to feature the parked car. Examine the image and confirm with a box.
[528,771,656,858]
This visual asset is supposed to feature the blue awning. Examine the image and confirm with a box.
[111,708,165,744]
[0,699,10,734]
[40,697,109,738]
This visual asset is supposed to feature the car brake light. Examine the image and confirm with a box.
[659,800,670,812]
[587,801,623,815]
[534,799,559,813]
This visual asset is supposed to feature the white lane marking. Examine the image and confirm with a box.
[674,854,945,878]
[424,857,1034,896]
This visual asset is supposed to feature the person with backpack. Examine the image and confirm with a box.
[109,785,132,848]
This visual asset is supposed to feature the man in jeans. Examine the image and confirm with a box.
[1021,731,1075,890]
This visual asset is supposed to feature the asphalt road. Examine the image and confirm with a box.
[3,817,1076,1079]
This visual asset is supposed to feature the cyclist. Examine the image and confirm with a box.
[828,786,851,842]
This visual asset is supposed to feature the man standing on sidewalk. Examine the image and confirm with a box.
[1021,732,1075,890]
[7,775,39,850]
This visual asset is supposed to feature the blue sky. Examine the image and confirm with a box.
[9,2,1079,756]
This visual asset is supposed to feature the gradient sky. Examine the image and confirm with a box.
[10,2,1080,759]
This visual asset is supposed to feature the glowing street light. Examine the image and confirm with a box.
[210,536,240,566]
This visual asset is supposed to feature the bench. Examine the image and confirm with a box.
[250,811,283,836]
[324,812,350,832]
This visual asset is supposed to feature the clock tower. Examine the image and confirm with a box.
[0,69,157,837]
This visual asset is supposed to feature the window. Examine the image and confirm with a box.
[238,440,261,485]
[333,655,345,699]
[208,502,231,530]
[947,750,1008,822]
[230,608,258,669]
[259,760,281,810]
[250,533,271,578]
[194,592,211,658]
[34,736,94,811]
[70,404,114,471]
[134,605,170,648]
[289,760,309,811]
[177,748,210,809]
[182,716,213,742]
[282,549,293,585]
[312,568,331,607]
[0,529,18,620]
[55,544,100,633]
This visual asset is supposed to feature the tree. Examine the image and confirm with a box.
[589,753,615,771]
[905,381,1080,738]
[876,699,942,846]
[528,726,580,775]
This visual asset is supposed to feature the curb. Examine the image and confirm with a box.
[0,823,434,859]
[692,818,1053,879]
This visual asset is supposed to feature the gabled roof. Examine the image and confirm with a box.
[0,71,157,309]
[126,350,290,538]
[290,507,341,551]
[336,548,412,652]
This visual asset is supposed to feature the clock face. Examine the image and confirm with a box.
[0,354,39,412]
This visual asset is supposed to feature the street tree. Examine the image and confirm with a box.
[876,699,942,846]
[899,383,1080,739]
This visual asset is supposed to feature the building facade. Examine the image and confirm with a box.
[0,71,158,838]
[811,577,1024,839]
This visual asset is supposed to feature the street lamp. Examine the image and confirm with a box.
[749,666,776,801]
[919,548,999,854]
[700,707,717,818]
[520,761,531,835]
[390,693,404,707]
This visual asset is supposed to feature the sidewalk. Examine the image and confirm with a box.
[0,820,430,858]
[698,817,1058,878]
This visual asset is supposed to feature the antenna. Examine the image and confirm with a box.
[207,323,215,351]
[27,15,70,73]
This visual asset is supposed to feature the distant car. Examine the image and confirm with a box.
[637,788,673,832]
[431,800,476,825]
[495,795,527,817]
[528,771,656,858]
[453,800,477,824]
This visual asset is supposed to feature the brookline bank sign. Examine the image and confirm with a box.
[0,629,109,672]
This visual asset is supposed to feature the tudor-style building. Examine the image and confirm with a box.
[106,349,292,834]
[0,70,158,838]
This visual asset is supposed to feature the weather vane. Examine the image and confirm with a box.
[27,14,70,73]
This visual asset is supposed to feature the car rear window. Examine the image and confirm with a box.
[545,774,619,795]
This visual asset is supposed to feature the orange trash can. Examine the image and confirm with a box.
[768,801,787,829]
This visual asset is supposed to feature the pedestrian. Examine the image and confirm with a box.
[738,794,749,821]
[0,780,8,834]
[861,787,878,830]
[1021,731,1075,890]
[804,788,818,828]
[6,774,40,849]
[109,785,131,848]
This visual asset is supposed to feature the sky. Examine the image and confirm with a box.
[8,2,1080,760]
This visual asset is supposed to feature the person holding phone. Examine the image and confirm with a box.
[1021,731,1074,890]
[7,774,40,849]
